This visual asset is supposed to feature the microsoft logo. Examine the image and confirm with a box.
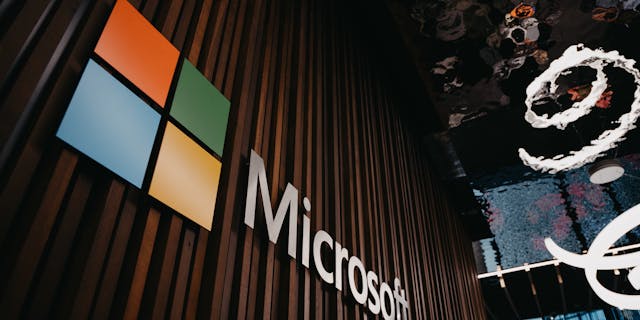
[56,0,230,230]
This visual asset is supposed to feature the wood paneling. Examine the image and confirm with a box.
[0,0,485,318]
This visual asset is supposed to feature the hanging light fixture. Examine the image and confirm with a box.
[588,159,625,184]
[518,44,640,174]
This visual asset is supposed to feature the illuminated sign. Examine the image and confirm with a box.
[519,44,640,173]
[244,150,410,319]
[56,0,230,230]
[545,204,640,310]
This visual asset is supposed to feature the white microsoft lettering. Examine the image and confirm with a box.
[244,150,410,319]
[244,149,298,258]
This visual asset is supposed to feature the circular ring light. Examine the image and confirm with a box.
[519,44,640,173]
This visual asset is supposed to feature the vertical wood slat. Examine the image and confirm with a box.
[0,0,59,103]
[140,0,159,21]
[172,0,197,52]
[0,0,487,319]
[227,0,268,316]
[0,0,98,250]
[123,208,161,319]
[91,189,138,320]
[26,169,93,319]
[149,215,183,319]
[169,229,196,320]
[186,0,214,64]
[160,0,183,39]
[68,180,126,320]
[201,0,230,79]
[0,0,112,317]
[185,229,208,319]
[0,149,77,318]
[217,0,252,317]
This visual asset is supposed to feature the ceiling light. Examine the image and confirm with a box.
[588,159,625,184]
[518,44,640,173]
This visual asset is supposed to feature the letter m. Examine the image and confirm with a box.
[244,150,298,258]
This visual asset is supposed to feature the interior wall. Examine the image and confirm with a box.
[0,0,485,319]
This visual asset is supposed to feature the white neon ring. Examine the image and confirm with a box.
[545,204,640,310]
[519,44,640,173]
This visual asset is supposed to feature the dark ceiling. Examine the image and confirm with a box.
[387,0,640,176]
[381,0,640,318]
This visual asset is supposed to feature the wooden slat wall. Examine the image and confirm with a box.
[0,0,486,319]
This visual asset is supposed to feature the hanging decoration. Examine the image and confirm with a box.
[519,44,640,173]
[545,204,640,310]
